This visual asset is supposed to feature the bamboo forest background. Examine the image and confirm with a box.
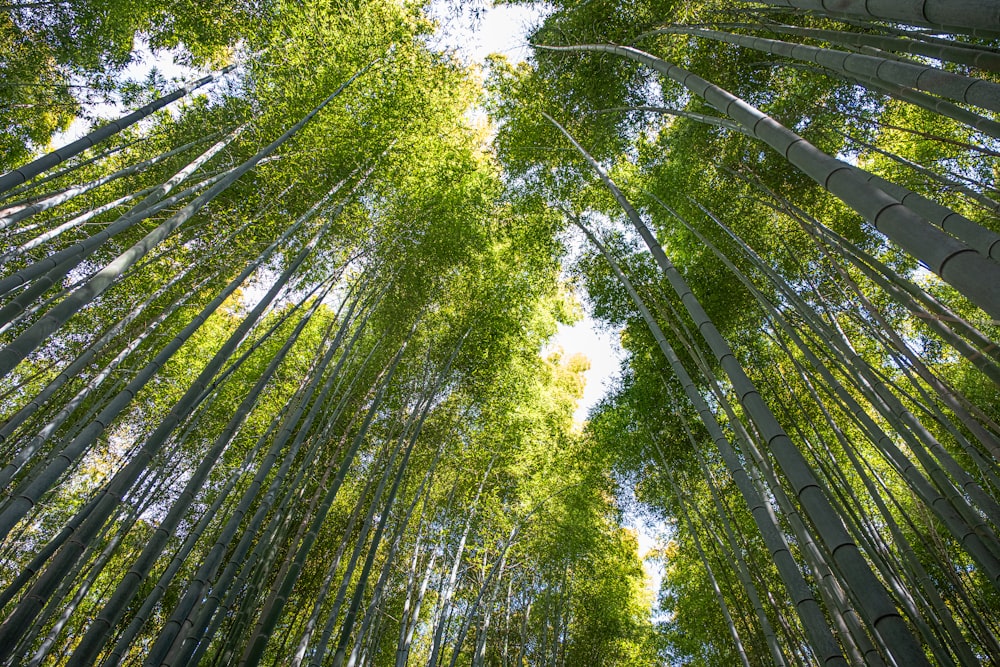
[1,0,999,664]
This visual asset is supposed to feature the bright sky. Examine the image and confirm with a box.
[550,316,624,423]
[428,2,539,65]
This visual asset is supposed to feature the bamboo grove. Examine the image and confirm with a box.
[1,0,1000,665]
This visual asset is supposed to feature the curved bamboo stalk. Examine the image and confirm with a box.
[172,303,386,667]
[330,340,465,667]
[100,392,298,667]
[655,26,1000,113]
[0,149,373,665]
[290,468,381,667]
[0,134,216,230]
[0,136,148,203]
[0,269,221,491]
[736,0,1000,39]
[836,129,1000,217]
[0,183,158,263]
[0,200,254,454]
[0,168,361,540]
[236,331,412,667]
[0,110,308,378]
[674,195,1000,572]
[0,169,227,310]
[535,43,1000,319]
[608,103,1000,262]
[654,438,755,667]
[781,59,1000,143]
[729,166,1000,387]
[752,21,1000,72]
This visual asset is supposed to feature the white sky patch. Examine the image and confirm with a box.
[428,2,541,66]
[552,220,633,427]
[428,0,633,432]
[547,230,667,616]
[116,39,201,85]
[547,318,624,424]
[634,519,669,613]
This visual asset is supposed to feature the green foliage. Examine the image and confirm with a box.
[4,1,1000,665]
